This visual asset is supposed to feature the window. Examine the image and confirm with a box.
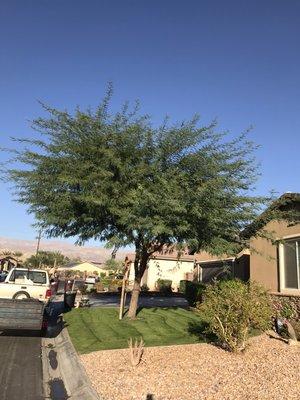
[280,238,300,290]
[9,269,46,284]
[9,270,27,282]
[28,271,46,284]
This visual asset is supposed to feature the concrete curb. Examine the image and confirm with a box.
[42,326,100,400]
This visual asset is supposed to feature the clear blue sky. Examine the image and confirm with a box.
[1,0,299,241]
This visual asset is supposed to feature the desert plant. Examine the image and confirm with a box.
[156,279,172,294]
[197,279,272,352]
[95,282,104,292]
[179,280,205,306]
[128,338,144,366]
[271,296,298,320]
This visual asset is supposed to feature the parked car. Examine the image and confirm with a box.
[0,267,52,302]
[85,276,97,284]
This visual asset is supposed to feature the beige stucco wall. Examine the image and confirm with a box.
[128,258,195,291]
[250,220,300,292]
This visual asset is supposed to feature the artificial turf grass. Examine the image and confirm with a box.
[64,306,206,354]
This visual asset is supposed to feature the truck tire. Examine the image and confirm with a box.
[13,291,30,300]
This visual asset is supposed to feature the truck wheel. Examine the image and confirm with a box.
[13,291,30,300]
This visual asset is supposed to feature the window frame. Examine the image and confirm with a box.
[279,236,300,294]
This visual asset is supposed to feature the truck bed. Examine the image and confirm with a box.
[0,298,45,331]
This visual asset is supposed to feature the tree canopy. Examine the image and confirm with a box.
[24,250,70,269]
[4,89,267,317]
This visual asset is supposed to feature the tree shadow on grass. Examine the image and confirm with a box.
[124,306,183,319]
[187,320,217,343]
[122,306,145,319]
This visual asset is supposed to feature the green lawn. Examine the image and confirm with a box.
[64,307,206,354]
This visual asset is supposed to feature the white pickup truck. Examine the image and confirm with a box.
[0,267,52,302]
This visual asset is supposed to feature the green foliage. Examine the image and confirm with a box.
[24,250,70,269]
[3,87,268,317]
[141,283,149,292]
[103,258,123,273]
[4,89,266,252]
[179,280,205,306]
[156,279,172,294]
[271,296,299,320]
[100,276,122,291]
[71,270,85,278]
[197,279,272,352]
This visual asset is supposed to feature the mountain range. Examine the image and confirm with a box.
[0,236,126,263]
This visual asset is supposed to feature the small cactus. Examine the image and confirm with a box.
[128,337,144,366]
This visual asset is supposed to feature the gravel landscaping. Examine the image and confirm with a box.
[81,333,300,400]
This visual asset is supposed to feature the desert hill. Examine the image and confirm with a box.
[0,236,126,263]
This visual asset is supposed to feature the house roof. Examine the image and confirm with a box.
[241,192,300,239]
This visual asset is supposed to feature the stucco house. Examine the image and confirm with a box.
[195,193,300,294]
[127,251,195,291]
[238,192,300,294]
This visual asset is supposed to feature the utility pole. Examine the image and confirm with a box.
[35,229,42,256]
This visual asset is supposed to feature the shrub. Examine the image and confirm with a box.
[197,279,272,352]
[156,279,172,294]
[95,282,104,292]
[179,280,205,306]
[271,296,298,320]
[141,284,149,292]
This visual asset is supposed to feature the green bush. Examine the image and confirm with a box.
[197,279,272,352]
[156,279,172,294]
[179,280,205,306]
[95,282,104,292]
[141,284,149,292]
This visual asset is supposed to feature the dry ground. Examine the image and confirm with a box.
[81,333,300,400]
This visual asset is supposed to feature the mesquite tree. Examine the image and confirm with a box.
[4,90,266,318]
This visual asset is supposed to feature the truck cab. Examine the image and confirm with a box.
[0,268,52,302]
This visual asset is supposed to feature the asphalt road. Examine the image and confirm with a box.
[0,331,44,400]
[90,293,189,308]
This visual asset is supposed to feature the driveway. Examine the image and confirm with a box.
[0,331,43,400]
[90,293,189,308]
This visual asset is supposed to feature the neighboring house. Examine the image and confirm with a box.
[58,261,109,276]
[127,252,195,291]
[195,251,236,283]
[195,193,300,294]
[239,192,300,294]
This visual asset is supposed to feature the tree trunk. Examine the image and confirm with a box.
[127,278,141,319]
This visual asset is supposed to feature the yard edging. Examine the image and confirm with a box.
[42,325,100,400]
